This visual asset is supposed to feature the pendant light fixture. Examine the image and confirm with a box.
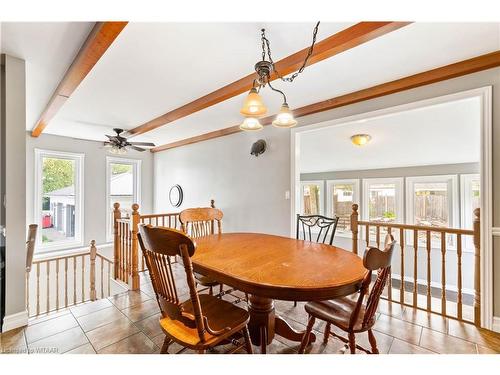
[239,22,320,131]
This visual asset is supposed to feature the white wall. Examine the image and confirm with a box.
[26,133,154,248]
[154,126,291,236]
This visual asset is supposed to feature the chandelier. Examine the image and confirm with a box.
[239,22,320,131]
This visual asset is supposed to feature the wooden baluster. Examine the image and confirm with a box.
[365,224,369,247]
[107,262,111,297]
[73,256,77,305]
[56,259,59,310]
[46,261,50,313]
[473,208,481,326]
[113,202,121,281]
[100,257,104,298]
[81,255,85,302]
[26,271,30,316]
[400,228,405,305]
[131,204,140,290]
[90,240,97,301]
[64,258,68,308]
[376,226,381,249]
[387,226,392,301]
[350,204,359,255]
[413,229,418,308]
[457,233,463,320]
[440,232,447,316]
[36,262,40,316]
[426,230,431,312]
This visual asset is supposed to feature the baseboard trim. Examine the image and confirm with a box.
[2,310,29,332]
[493,316,500,333]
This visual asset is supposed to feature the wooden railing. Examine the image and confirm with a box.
[26,240,114,317]
[112,199,215,290]
[350,204,480,325]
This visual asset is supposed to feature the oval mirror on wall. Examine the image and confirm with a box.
[169,185,183,208]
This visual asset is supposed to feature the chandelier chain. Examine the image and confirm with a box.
[261,21,320,83]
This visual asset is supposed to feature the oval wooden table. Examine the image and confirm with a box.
[192,232,367,353]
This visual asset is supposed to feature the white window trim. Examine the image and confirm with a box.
[326,179,360,238]
[461,173,480,252]
[299,180,324,216]
[361,177,404,223]
[34,149,85,253]
[405,175,459,249]
[105,157,142,242]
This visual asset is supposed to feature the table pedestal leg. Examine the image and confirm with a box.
[247,295,316,354]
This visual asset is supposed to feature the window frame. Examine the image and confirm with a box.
[361,177,404,223]
[461,173,480,252]
[105,156,142,242]
[326,179,360,238]
[34,149,85,253]
[299,180,325,216]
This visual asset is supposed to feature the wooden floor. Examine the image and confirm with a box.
[2,270,500,354]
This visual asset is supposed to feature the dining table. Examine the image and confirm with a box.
[192,232,367,353]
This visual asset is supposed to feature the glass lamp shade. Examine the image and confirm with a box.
[272,103,297,128]
[240,88,267,116]
[109,145,127,154]
[350,134,371,146]
[239,117,263,131]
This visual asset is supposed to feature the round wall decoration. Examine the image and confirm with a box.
[169,185,183,207]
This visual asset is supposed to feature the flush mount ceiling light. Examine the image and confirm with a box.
[350,134,372,146]
[239,22,320,132]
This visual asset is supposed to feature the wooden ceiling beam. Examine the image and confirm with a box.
[31,21,128,137]
[151,50,500,153]
[127,22,411,137]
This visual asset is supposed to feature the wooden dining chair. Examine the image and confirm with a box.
[296,214,339,245]
[298,235,396,354]
[293,214,339,307]
[180,207,224,296]
[138,224,253,354]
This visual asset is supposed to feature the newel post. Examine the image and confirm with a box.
[351,204,359,255]
[89,240,97,301]
[113,202,121,279]
[130,203,140,290]
[473,208,481,326]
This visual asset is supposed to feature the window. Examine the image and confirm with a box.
[461,174,480,250]
[362,178,403,240]
[406,175,458,247]
[34,149,84,252]
[326,179,359,235]
[299,181,324,215]
[106,157,141,241]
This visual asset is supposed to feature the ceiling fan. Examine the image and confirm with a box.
[104,128,155,154]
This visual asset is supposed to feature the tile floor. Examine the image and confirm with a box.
[2,271,500,355]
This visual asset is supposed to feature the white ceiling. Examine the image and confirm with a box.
[299,97,481,173]
[1,22,499,147]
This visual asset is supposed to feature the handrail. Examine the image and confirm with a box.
[350,203,480,326]
[26,240,114,317]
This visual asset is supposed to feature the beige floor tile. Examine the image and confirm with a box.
[355,329,394,354]
[86,316,139,351]
[151,334,187,354]
[447,319,500,350]
[28,326,88,354]
[65,343,96,354]
[70,298,113,318]
[98,332,158,354]
[377,299,405,318]
[0,327,27,353]
[108,290,151,310]
[25,313,78,343]
[389,338,435,354]
[121,299,160,322]
[135,313,163,338]
[28,309,72,326]
[401,308,448,334]
[77,306,125,332]
[419,327,477,354]
[374,314,422,345]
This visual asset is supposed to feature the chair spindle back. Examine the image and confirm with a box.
[296,214,339,245]
[180,207,223,238]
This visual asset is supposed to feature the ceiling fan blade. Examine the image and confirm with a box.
[129,146,146,152]
[128,141,156,147]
